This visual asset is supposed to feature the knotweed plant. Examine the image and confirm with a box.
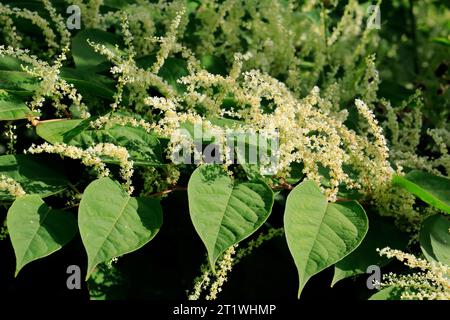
[0,0,448,301]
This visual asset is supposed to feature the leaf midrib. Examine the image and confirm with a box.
[299,199,328,284]
[89,194,131,273]
[17,204,51,271]
[211,180,235,261]
[394,175,450,213]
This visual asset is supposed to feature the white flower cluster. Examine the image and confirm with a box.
[233,227,284,264]
[0,175,26,198]
[5,124,17,154]
[189,227,284,301]
[0,3,58,53]
[26,142,134,194]
[71,0,103,29]
[88,39,177,112]
[188,245,237,301]
[377,247,450,300]
[0,46,90,119]
[0,13,21,47]
[151,9,184,74]
[91,143,135,195]
[42,0,71,49]
[154,64,395,200]
[377,91,449,231]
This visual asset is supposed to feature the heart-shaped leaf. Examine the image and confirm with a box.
[0,93,38,120]
[69,125,164,166]
[79,178,163,279]
[369,286,403,300]
[36,119,84,144]
[0,155,69,201]
[187,165,274,270]
[419,214,450,265]
[284,180,368,298]
[7,195,77,276]
[71,29,123,72]
[332,215,408,286]
[393,171,450,214]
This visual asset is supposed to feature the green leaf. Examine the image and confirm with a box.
[0,55,27,71]
[37,121,164,166]
[0,70,39,96]
[284,180,368,298]
[0,155,69,201]
[136,56,189,93]
[0,94,37,120]
[369,286,403,300]
[103,0,135,9]
[68,125,164,166]
[0,56,39,96]
[331,216,408,286]
[36,119,84,144]
[60,68,115,101]
[187,165,274,270]
[7,195,77,276]
[79,178,163,279]
[71,29,123,72]
[432,37,450,47]
[200,55,228,76]
[393,171,450,214]
[158,58,189,93]
[419,214,450,265]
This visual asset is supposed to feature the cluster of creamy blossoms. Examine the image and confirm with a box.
[377,247,450,300]
[88,9,200,113]
[0,12,21,47]
[5,124,17,154]
[233,227,284,265]
[377,91,449,231]
[0,3,58,53]
[188,245,237,301]
[26,142,134,194]
[147,62,394,201]
[188,227,284,300]
[71,0,103,29]
[92,47,394,201]
[0,46,90,119]
[84,10,396,201]
[0,175,26,198]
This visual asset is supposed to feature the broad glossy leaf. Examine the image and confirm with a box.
[0,155,69,201]
[0,55,26,71]
[36,119,84,144]
[158,58,189,93]
[136,56,189,93]
[369,286,403,300]
[71,29,123,72]
[432,37,450,47]
[60,68,115,101]
[284,180,368,298]
[0,56,39,96]
[79,178,163,279]
[420,214,450,265]
[393,171,450,214]
[7,195,77,276]
[200,55,228,76]
[69,125,163,166]
[0,94,37,120]
[0,70,39,96]
[332,216,408,286]
[187,165,274,269]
